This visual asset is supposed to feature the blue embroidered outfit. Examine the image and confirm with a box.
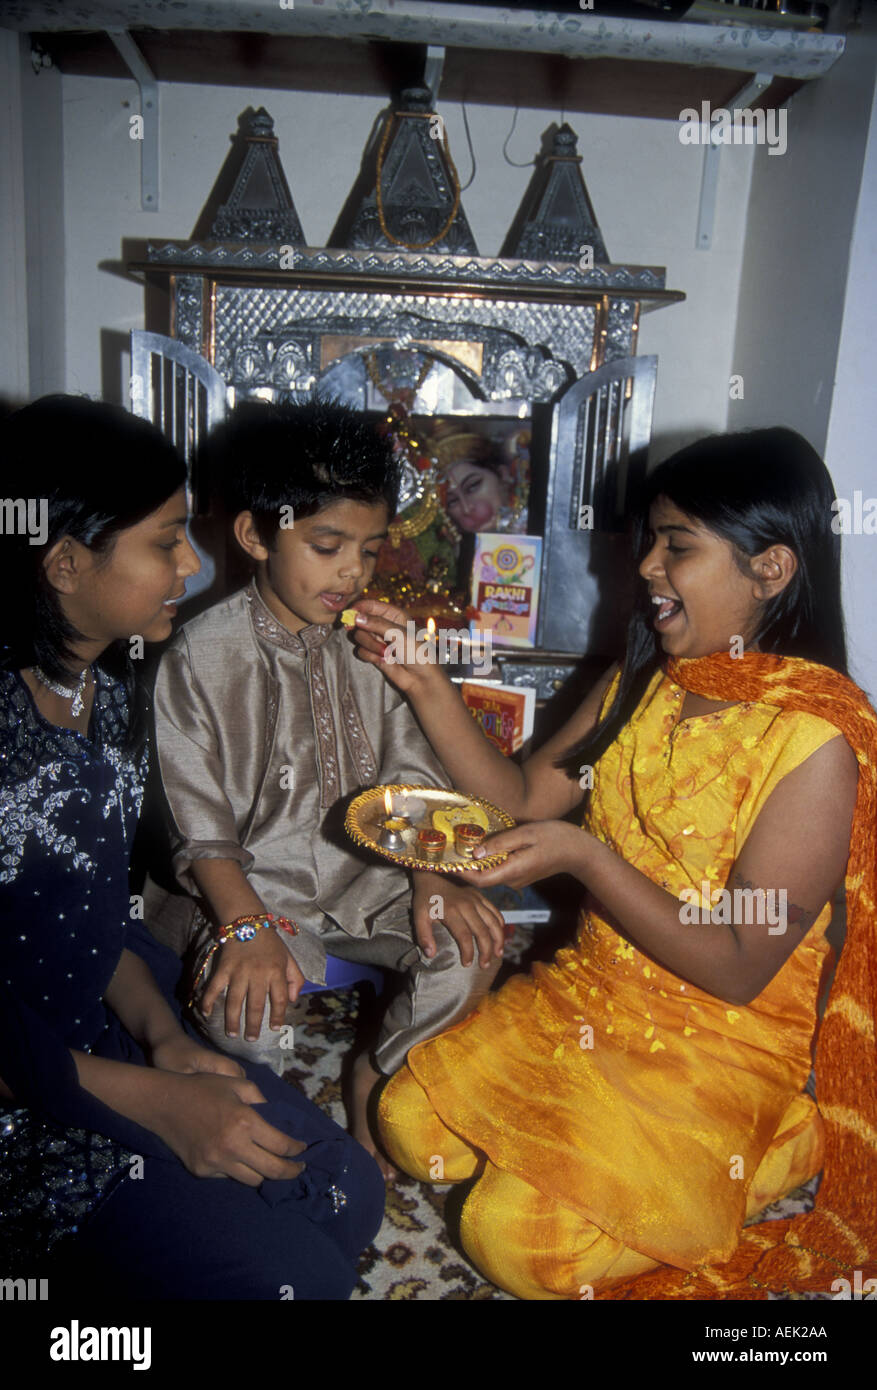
[0,667,383,1297]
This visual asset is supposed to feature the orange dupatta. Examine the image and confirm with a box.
[602,651,877,1300]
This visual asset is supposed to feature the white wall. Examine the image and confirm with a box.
[824,68,877,701]
[52,71,751,447]
[631,127,755,462]
[731,15,877,699]
[732,19,877,454]
[21,37,66,401]
[0,30,29,405]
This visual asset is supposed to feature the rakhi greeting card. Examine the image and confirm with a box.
[460,682,536,757]
[470,534,542,649]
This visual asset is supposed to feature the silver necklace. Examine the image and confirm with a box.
[32,665,91,717]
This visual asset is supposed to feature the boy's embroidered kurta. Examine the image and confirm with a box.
[154,581,448,985]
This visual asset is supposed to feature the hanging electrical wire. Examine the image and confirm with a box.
[502,106,537,168]
[459,101,477,191]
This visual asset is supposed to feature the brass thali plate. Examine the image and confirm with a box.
[344,783,515,874]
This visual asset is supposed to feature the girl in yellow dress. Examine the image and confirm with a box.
[351,428,877,1300]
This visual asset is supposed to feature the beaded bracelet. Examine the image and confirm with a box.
[189,912,300,1005]
[217,912,298,944]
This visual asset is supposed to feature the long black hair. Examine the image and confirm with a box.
[1,395,186,721]
[560,427,848,775]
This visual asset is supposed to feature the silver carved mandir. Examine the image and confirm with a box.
[135,106,683,678]
[144,103,677,409]
[144,257,665,686]
[154,253,666,407]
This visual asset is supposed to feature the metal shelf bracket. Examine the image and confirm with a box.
[107,29,159,212]
[424,44,446,102]
[696,71,773,251]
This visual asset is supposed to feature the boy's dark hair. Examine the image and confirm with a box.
[559,426,848,776]
[206,399,401,545]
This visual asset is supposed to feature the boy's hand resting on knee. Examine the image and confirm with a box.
[149,1071,307,1186]
[412,873,506,969]
[200,929,306,1042]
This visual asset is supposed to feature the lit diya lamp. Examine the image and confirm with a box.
[454,823,487,858]
[417,616,438,664]
[416,828,447,862]
[379,788,410,851]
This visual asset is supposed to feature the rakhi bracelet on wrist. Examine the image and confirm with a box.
[189,912,300,1005]
[217,912,299,944]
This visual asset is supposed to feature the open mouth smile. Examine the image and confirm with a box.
[651,593,685,628]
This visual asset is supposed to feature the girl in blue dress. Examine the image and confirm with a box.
[0,395,384,1299]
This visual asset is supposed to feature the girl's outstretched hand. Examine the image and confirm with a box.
[472,821,587,891]
[347,599,438,694]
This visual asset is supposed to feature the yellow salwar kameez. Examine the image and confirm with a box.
[378,666,843,1299]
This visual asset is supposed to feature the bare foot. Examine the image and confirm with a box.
[348,1052,398,1182]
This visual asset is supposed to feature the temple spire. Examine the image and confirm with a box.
[206,107,305,244]
[330,86,477,255]
[501,123,608,264]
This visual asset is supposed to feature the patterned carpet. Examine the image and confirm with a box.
[279,926,826,1302]
[277,986,513,1300]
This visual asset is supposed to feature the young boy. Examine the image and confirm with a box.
[153,401,505,1172]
